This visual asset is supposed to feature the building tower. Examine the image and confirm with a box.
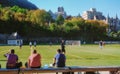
[58,7,64,12]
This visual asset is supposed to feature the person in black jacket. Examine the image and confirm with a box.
[61,40,65,54]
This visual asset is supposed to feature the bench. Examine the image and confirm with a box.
[0,66,120,74]
[70,66,120,74]
[0,68,18,74]
[20,67,70,74]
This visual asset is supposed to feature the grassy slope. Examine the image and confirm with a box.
[0,44,120,68]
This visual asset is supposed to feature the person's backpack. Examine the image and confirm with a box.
[16,62,22,68]
[58,54,65,67]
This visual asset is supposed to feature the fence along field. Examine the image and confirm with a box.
[0,44,120,68]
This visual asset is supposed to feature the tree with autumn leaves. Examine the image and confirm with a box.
[0,5,109,42]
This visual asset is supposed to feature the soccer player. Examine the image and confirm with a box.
[61,40,65,54]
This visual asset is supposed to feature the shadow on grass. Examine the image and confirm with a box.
[85,58,99,60]
[0,60,7,61]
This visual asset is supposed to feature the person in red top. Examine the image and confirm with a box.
[28,49,41,68]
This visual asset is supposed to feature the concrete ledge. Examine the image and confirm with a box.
[0,66,120,74]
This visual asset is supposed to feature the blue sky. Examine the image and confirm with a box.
[28,0,120,18]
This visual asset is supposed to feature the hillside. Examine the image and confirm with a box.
[0,0,38,9]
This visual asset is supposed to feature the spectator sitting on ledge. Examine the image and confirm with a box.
[4,49,22,69]
[53,49,66,67]
[25,49,41,68]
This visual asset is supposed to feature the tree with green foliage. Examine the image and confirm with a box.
[56,15,64,25]
[0,5,109,41]
[28,9,52,26]
[11,6,20,12]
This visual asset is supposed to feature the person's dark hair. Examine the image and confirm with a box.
[57,49,61,53]
[11,49,14,53]
[33,49,37,53]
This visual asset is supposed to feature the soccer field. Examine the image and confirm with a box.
[0,44,120,68]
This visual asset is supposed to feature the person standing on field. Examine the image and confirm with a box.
[99,40,103,49]
[29,41,32,48]
[33,41,37,48]
[61,40,65,54]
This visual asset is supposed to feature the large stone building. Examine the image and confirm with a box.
[82,8,120,31]
[82,8,105,20]
[49,7,120,31]
[48,7,67,19]
[106,15,120,32]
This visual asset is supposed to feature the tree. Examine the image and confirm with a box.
[117,30,120,37]
[0,7,14,21]
[63,22,74,33]
[29,9,52,26]
[84,20,107,41]
[43,12,52,25]
[14,12,26,21]
[11,5,20,12]
[56,15,64,25]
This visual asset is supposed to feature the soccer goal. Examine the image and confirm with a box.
[65,40,81,46]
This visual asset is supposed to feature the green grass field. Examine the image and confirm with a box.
[0,44,120,68]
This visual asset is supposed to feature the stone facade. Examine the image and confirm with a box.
[106,15,120,32]
[82,8,105,20]
[48,7,67,19]
[82,8,120,31]
[49,7,120,31]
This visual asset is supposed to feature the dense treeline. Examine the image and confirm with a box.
[0,5,108,42]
